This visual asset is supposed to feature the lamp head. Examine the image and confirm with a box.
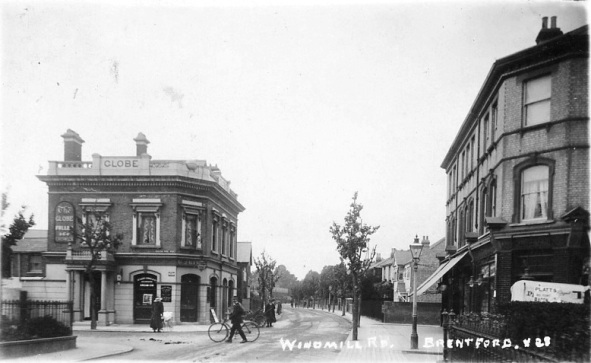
[410,235,424,260]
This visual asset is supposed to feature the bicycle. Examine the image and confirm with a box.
[244,309,266,327]
[208,318,260,343]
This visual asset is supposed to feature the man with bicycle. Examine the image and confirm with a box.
[226,297,247,343]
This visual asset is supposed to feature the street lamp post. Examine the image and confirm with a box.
[410,235,429,349]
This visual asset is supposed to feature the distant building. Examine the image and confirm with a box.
[434,18,588,315]
[10,229,47,280]
[394,237,445,303]
[236,241,252,309]
[29,130,245,325]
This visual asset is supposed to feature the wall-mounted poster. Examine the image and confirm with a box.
[55,201,75,243]
[161,285,172,302]
[143,293,153,305]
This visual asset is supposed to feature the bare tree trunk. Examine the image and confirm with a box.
[357,292,362,328]
[352,274,359,341]
[88,271,97,330]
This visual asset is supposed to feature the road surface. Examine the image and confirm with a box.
[84,307,351,362]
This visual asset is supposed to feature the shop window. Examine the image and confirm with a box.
[524,75,551,126]
[131,199,162,246]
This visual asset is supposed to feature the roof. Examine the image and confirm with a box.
[394,250,413,266]
[11,229,48,253]
[394,237,446,267]
[371,256,394,269]
[236,241,252,263]
[441,24,589,169]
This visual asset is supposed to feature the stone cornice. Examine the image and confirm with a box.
[38,175,245,213]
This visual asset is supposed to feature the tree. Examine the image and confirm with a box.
[1,193,35,278]
[254,251,281,309]
[333,261,351,315]
[72,213,123,330]
[301,270,320,307]
[330,192,379,340]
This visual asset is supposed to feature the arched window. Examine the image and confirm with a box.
[513,158,554,223]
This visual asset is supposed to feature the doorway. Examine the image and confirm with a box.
[180,274,200,322]
[133,273,157,323]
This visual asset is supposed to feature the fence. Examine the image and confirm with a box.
[442,311,574,363]
[1,299,73,329]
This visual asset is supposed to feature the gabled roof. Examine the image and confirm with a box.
[236,241,252,264]
[11,229,48,253]
[394,250,413,266]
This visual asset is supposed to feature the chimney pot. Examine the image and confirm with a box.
[542,16,548,29]
[551,16,557,29]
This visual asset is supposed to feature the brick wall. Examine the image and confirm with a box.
[382,301,441,325]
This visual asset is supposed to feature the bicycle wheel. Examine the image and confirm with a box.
[242,321,260,342]
[208,323,229,342]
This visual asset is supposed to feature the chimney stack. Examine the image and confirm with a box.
[61,129,84,161]
[535,16,563,45]
[134,132,150,156]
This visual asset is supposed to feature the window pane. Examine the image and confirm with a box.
[526,100,551,125]
[521,166,549,220]
[140,214,156,244]
[525,76,551,103]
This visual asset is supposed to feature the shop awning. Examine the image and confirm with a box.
[411,251,469,296]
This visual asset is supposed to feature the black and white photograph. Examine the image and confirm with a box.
[0,0,588,362]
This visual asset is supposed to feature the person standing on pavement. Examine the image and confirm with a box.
[226,297,247,343]
[150,296,164,333]
[265,299,276,327]
[276,300,282,315]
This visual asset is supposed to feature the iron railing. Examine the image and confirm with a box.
[1,300,74,328]
[442,311,560,362]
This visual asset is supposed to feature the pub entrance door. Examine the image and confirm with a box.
[134,273,157,324]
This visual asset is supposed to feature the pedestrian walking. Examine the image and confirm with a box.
[264,300,276,327]
[276,301,282,315]
[150,296,164,333]
[226,297,247,343]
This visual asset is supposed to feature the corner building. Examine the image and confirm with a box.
[37,130,245,325]
[439,19,589,314]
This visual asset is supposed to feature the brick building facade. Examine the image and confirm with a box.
[33,130,245,325]
[436,19,589,314]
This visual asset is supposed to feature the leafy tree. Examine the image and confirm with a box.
[1,193,35,278]
[254,251,281,308]
[72,213,123,330]
[301,270,320,306]
[333,261,351,315]
[330,192,379,340]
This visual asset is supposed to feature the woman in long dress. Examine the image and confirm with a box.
[150,296,164,332]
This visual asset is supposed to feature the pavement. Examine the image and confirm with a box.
[334,309,444,362]
[5,307,444,362]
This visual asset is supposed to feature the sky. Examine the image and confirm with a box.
[0,0,587,280]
